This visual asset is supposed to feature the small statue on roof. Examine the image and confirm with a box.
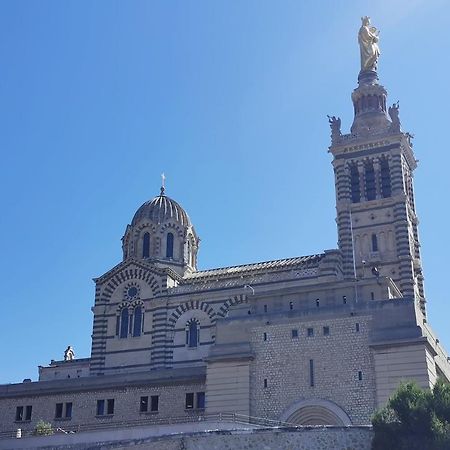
[388,101,401,132]
[64,345,75,361]
[327,115,342,144]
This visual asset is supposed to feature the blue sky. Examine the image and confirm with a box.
[0,0,449,383]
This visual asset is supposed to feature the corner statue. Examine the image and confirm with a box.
[358,16,380,72]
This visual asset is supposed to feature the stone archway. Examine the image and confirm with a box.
[280,399,352,426]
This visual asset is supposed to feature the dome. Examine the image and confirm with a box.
[131,188,192,227]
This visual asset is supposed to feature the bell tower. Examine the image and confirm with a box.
[329,17,425,314]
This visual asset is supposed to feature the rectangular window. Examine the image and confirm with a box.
[55,403,63,419]
[96,399,105,416]
[356,323,360,332]
[264,304,268,313]
[65,402,72,418]
[150,395,159,412]
[15,406,23,422]
[343,295,347,304]
[307,328,314,337]
[292,329,298,338]
[358,371,363,381]
[140,396,148,413]
[25,405,32,421]
[309,359,315,387]
[196,392,205,409]
[185,393,194,409]
[323,326,330,336]
[106,399,114,415]
[264,378,268,388]
[263,332,267,341]
[289,301,294,310]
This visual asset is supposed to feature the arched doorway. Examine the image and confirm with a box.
[280,399,352,426]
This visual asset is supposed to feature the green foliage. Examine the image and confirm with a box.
[34,419,54,436]
[372,379,450,450]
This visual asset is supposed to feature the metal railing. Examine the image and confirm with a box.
[0,412,297,440]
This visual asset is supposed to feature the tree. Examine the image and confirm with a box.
[372,379,450,450]
[34,419,53,436]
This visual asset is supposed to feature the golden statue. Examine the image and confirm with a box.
[358,17,380,72]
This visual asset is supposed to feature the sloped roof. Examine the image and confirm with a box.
[184,254,323,281]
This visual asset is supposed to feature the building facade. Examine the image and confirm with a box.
[1,23,449,441]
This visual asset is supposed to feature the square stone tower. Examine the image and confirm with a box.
[329,47,425,315]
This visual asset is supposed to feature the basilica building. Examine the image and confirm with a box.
[0,18,449,444]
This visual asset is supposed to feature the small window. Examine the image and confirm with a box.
[55,403,63,419]
[196,392,205,409]
[358,371,363,381]
[315,299,320,307]
[289,301,294,310]
[150,395,159,412]
[292,329,298,338]
[323,326,330,336]
[15,406,23,422]
[97,399,114,416]
[264,378,268,388]
[186,320,199,348]
[25,405,32,421]
[140,396,148,413]
[143,232,150,258]
[371,292,375,300]
[309,359,314,387]
[371,234,378,252]
[96,400,105,416]
[263,332,267,341]
[106,399,114,415]
[185,393,194,409]
[166,232,174,258]
[307,328,314,337]
[356,323,360,332]
[264,304,268,313]
[343,295,347,304]
[65,402,72,418]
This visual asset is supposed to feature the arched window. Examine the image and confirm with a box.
[371,233,378,252]
[380,158,391,198]
[350,164,360,203]
[143,233,150,258]
[186,320,199,348]
[166,232,174,258]
[133,306,143,337]
[119,308,129,339]
[365,161,376,200]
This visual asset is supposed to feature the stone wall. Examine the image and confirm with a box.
[250,313,376,425]
[0,381,205,435]
[0,426,373,450]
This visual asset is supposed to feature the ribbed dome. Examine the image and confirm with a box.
[131,191,191,227]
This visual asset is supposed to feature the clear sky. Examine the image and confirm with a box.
[0,0,449,383]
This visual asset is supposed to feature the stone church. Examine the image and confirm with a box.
[0,18,449,444]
